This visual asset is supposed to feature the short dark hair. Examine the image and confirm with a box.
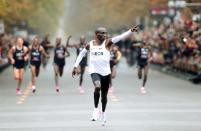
[95,27,107,34]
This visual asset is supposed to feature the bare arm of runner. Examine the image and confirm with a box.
[8,46,15,64]
[40,46,50,58]
[23,46,29,61]
[72,44,89,78]
[106,25,139,48]
[66,35,78,48]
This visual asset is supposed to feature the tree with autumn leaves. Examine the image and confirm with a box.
[0,0,63,33]
[0,0,198,35]
[65,0,149,33]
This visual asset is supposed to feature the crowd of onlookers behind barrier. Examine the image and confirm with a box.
[0,33,14,70]
[114,18,201,84]
[146,18,201,84]
[147,18,201,76]
[117,19,201,73]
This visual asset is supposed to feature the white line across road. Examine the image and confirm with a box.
[0,121,201,129]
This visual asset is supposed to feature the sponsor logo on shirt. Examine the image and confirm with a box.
[92,52,103,56]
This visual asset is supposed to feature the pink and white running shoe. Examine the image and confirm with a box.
[79,86,85,94]
[55,86,60,92]
[16,88,22,95]
[140,86,147,94]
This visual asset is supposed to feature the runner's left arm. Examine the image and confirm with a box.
[66,35,78,48]
[65,48,70,57]
[23,46,29,61]
[40,46,50,58]
[116,51,122,62]
[106,25,139,47]
[148,46,153,63]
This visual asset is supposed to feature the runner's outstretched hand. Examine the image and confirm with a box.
[131,25,140,32]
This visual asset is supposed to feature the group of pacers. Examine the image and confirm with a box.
[8,35,123,95]
[8,25,152,126]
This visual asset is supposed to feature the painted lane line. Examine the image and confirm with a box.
[16,82,31,104]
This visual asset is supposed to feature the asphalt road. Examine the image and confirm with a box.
[0,53,201,131]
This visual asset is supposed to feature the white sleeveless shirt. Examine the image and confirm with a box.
[88,40,111,76]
